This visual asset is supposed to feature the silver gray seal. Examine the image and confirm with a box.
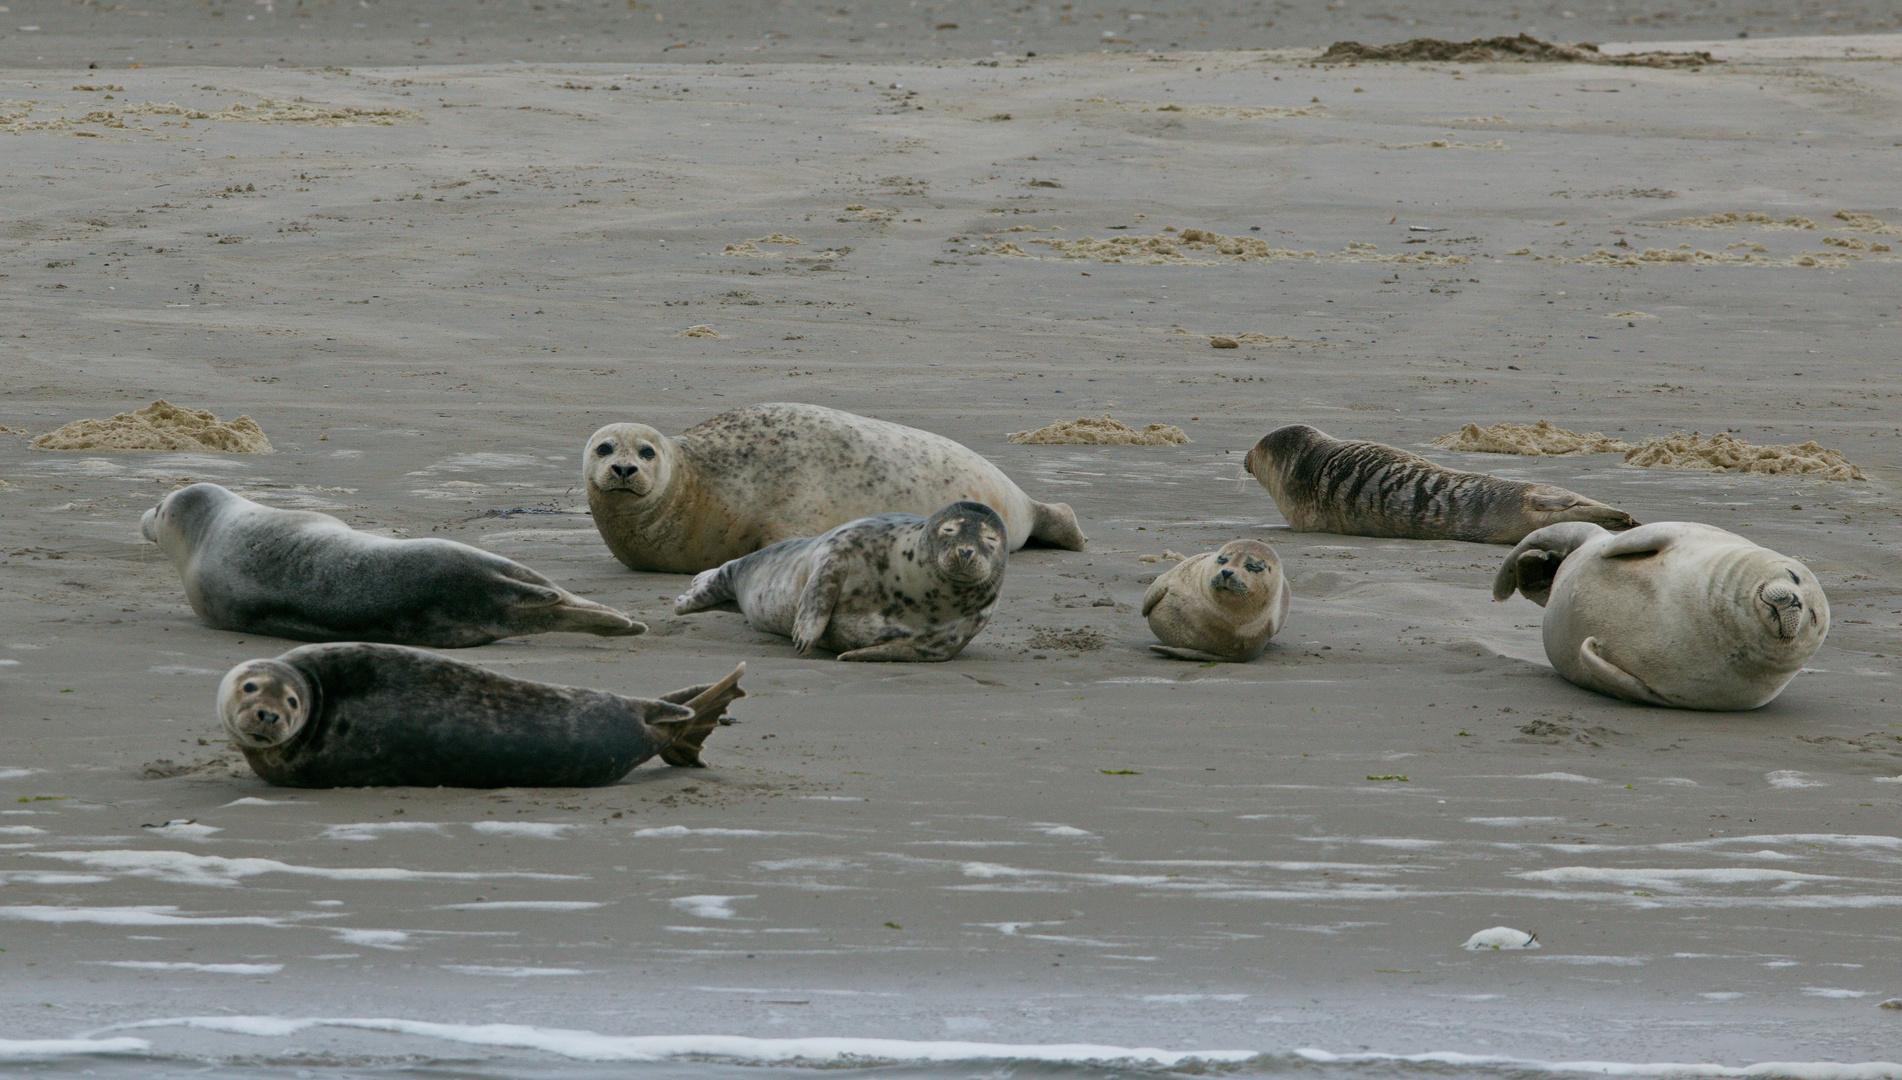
[143,482,643,648]
[1143,539,1290,662]
[585,402,1086,574]
[1243,424,1636,544]
[1493,521,1829,710]
[674,501,1007,662]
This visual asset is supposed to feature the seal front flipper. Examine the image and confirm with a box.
[649,662,746,768]
[790,559,842,655]
[1596,522,1681,560]
[1575,636,1673,706]
[1493,522,1610,605]
[1149,644,1231,662]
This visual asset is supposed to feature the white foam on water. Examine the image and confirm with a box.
[28,849,583,886]
[1295,1047,1902,1078]
[145,665,223,676]
[0,825,47,835]
[437,901,602,912]
[1767,770,1827,789]
[92,960,282,975]
[471,822,575,838]
[1871,776,1902,785]
[1802,987,1870,998]
[0,905,287,928]
[0,1037,150,1058]
[319,822,452,841]
[0,767,40,780]
[1037,824,1092,837]
[1526,955,1649,966]
[1137,993,1249,1003]
[442,965,597,977]
[1701,992,1746,1001]
[222,797,301,806]
[142,821,221,839]
[669,895,753,919]
[0,872,108,885]
[1518,867,1840,891]
[633,826,790,838]
[1521,772,1603,783]
[1466,817,1566,826]
[331,928,410,949]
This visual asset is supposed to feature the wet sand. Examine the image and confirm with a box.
[1,24,1900,1074]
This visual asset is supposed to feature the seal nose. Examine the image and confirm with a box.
[610,464,638,480]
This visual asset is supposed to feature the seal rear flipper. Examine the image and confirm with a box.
[1026,500,1087,551]
[1492,522,1609,605]
[1150,644,1232,662]
[650,662,746,767]
[1596,522,1680,560]
[674,566,739,616]
[838,638,941,662]
[1575,636,1673,707]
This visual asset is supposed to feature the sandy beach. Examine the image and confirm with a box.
[1,8,1901,1075]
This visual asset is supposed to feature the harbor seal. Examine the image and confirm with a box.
[220,644,743,787]
[142,482,644,648]
[584,402,1085,574]
[1243,424,1637,544]
[1143,539,1289,662]
[673,501,1006,662]
[1493,521,1829,710]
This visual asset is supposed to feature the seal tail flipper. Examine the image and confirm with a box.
[648,661,746,768]
[1575,636,1674,707]
[1527,492,1641,533]
[1026,500,1087,551]
[552,593,647,637]
[1492,521,1610,605]
[838,638,938,662]
[1150,644,1233,662]
[674,565,739,616]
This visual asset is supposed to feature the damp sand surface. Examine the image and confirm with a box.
[1,29,1900,1080]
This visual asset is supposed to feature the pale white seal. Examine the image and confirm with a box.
[1143,539,1289,662]
[142,482,643,648]
[1244,423,1637,544]
[584,402,1085,573]
[673,501,1006,662]
[1493,521,1829,710]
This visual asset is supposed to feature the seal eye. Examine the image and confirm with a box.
[594,442,614,458]
[1216,556,1228,564]
[1788,569,1800,585]
[638,445,657,460]
[286,696,298,710]
[242,682,257,693]
[1246,559,1265,573]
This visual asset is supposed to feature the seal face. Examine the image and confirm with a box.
[1243,424,1637,545]
[673,501,1008,662]
[1493,521,1829,710]
[583,403,1085,574]
[218,643,744,788]
[1143,539,1290,662]
[142,482,644,648]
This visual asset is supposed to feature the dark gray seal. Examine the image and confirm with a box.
[673,501,1007,662]
[219,644,744,788]
[584,402,1085,574]
[1243,424,1637,544]
[142,482,643,647]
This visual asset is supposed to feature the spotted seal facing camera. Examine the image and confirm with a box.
[219,643,744,788]
[1493,521,1829,711]
[1243,424,1636,545]
[142,483,643,647]
[674,501,1008,662]
[1143,539,1290,663]
[583,402,1085,574]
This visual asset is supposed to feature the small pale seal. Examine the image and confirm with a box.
[1243,424,1637,544]
[143,482,643,648]
[1493,521,1829,710]
[1143,539,1289,662]
[584,402,1085,574]
[673,501,1006,662]
[220,644,743,787]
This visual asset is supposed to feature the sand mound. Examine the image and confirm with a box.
[1008,415,1190,446]
[1623,432,1865,481]
[1319,34,1714,68]
[1834,211,1897,235]
[1660,212,1817,230]
[32,400,274,454]
[678,325,722,339]
[1436,421,1631,456]
[1032,228,1314,266]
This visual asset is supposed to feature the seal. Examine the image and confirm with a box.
[584,402,1085,573]
[220,644,744,788]
[1143,539,1289,662]
[1493,521,1829,710]
[673,501,1006,662]
[142,482,644,648]
[1242,424,1637,544]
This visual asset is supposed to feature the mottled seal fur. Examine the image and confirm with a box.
[1143,539,1290,662]
[584,402,1085,574]
[673,501,1007,662]
[1243,424,1636,544]
[1493,521,1828,710]
[142,482,643,648]
[219,644,743,788]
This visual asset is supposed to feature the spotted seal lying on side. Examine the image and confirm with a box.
[1243,424,1636,544]
[220,644,743,787]
[1493,521,1828,710]
[143,483,643,647]
[584,402,1085,574]
[674,501,1006,662]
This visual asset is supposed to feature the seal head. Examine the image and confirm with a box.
[584,423,672,499]
[1143,539,1290,663]
[219,658,315,750]
[924,500,1006,586]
